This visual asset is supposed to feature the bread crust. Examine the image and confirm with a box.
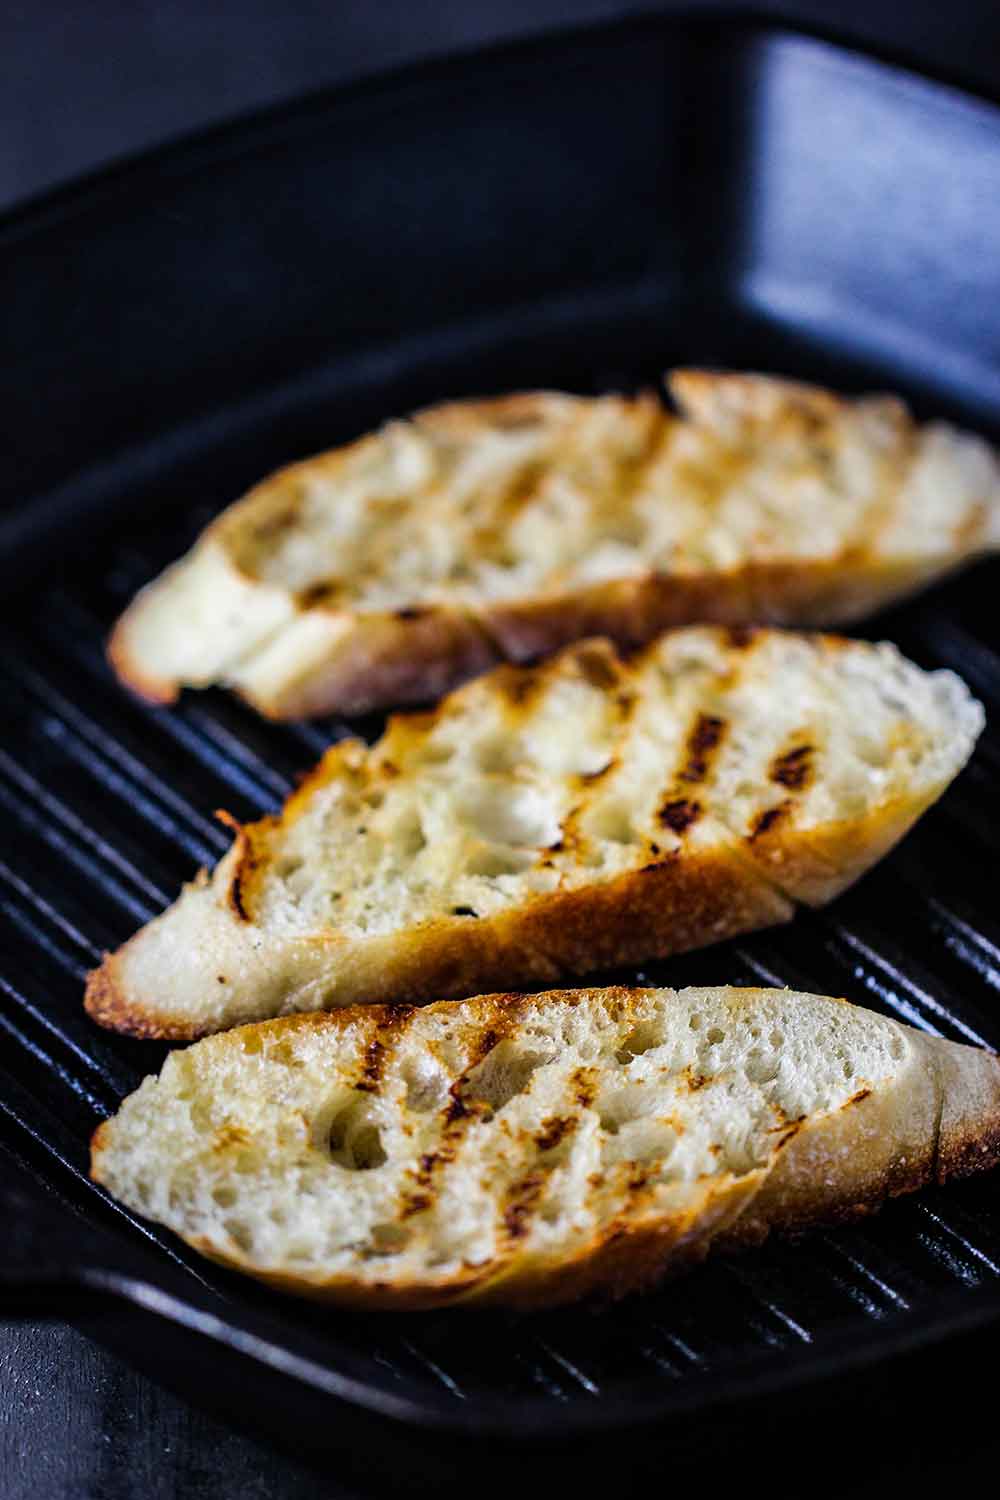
[84,842,793,1040]
[89,989,1000,1309]
[109,555,946,721]
[85,789,943,1039]
[108,371,1000,719]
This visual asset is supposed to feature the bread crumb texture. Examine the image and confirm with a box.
[109,370,1000,715]
[85,627,983,1037]
[90,986,1000,1307]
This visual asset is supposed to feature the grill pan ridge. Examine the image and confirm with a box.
[2,13,1000,1455]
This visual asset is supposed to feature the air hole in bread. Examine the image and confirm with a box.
[602,516,647,547]
[402,1057,448,1113]
[460,1041,555,1116]
[476,736,522,773]
[609,1121,678,1166]
[855,743,891,769]
[460,784,561,848]
[212,1185,237,1209]
[390,809,426,857]
[706,1027,726,1045]
[225,1219,253,1253]
[769,1030,784,1050]
[464,844,536,878]
[616,1021,664,1065]
[370,1222,411,1254]
[326,1094,387,1170]
[689,1013,703,1031]
[269,1039,303,1068]
[190,1098,212,1130]
[745,1049,780,1085]
[585,800,637,845]
[411,741,453,767]
[598,1088,653,1136]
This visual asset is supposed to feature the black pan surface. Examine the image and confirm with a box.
[2,12,1000,1469]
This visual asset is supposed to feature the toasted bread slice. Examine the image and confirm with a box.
[109,370,1000,718]
[85,628,983,1040]
[89,985,1000,1308]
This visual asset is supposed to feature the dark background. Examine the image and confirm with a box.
[6,0,1000,213]
[4,3,1000,1496]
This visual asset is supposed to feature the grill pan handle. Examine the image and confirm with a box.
[0,1171,438,1428]
[0,1177,148,1315]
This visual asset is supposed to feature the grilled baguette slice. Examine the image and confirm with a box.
[89,985,1000,1308]
[85,627,983,1040]
[109,370,1000,718]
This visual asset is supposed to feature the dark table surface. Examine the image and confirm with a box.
[5,3,1000,1496]
[5,1303,1000,1499]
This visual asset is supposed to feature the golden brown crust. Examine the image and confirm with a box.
[936,1120,1000,1182]
[248,606,502,719]
[477,556,937,675]
[667,368,848,429]
[83,950,181,1040]
[109,554,937,721]
[84,845,793,1040]
[177,1172,756,1310]
[107,614,181,706]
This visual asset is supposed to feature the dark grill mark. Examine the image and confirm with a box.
[252,504,301,543]
[469,1027,502,1068]
[297,581,336,609]
[357,1038,386,1094]
[394,606,429,621]
[749,802,791,840]
[770,743,815,791]
[659,798,702,834]
[535,1116,574,1153]
[574,646,622,692]
[577,761,615,786]
[399,1192,432,1219]
[501,669,541,708]
[356,1008,414,1093]
[503,1172,546,1239]
[571,1067,597,1109]
[726,624,757,650]
[679,714,727,784]
[451,906,479,918]
[216,811,266,923]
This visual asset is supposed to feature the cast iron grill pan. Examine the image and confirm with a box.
[1,14,999,1453]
